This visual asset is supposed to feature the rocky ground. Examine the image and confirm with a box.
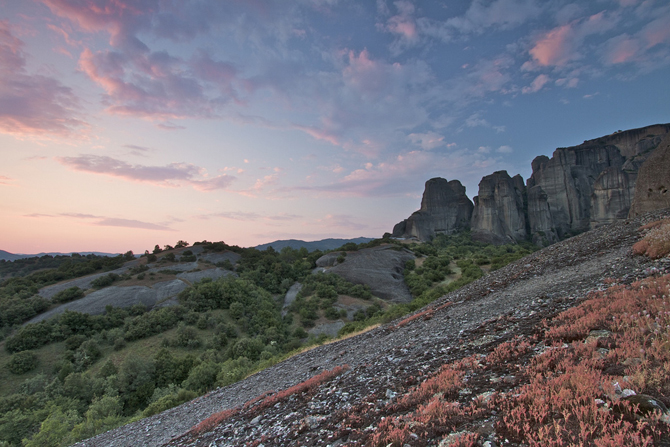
[75,209,670,447]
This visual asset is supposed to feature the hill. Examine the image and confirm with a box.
[254,237,374,252]
[0,250,120,262]
[74,209,670,446]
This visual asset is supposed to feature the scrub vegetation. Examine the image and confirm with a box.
[0,235,536,446]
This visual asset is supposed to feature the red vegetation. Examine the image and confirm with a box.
[189,365,349,437]
[393,303,453,330]
[359,274,670,446]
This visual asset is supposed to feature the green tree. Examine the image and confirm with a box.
[23,407,81,447]
[118,355,156,414]
[6,350,38,374]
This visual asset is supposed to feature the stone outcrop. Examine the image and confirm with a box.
[629,132,670,216]
[526,124,670,245]
[391,123,670,246]
[316,245,415,303]
[392,178,474,241]
[471,171,527,244]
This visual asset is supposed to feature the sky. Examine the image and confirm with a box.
[1,0,670,254]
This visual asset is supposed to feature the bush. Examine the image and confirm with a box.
[325,307,341,320]
[53,286,85,303]
[182,361,220,392]
[6,351,38,374]
[91,273,119,289]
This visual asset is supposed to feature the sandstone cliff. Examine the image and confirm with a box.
[471,171,527,244]
[392,178,473,241]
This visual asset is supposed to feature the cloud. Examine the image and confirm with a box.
[408,131,446,150]
[124,144,153,156]
[525,11,620,69]
[411,0,540,45]
[281,148,503,198]
[497,145,513,154]
[443,0,541,35]
[465,113,490,128]
[0,175,14,185]
[26,212,174,231]
[93,218,174,231]
[196,211,302,222]
[57,154,235,190]
[601,6,670,69]
[522,73,550,93]
[0,21,86,137]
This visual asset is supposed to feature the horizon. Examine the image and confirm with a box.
[2,1,670,254]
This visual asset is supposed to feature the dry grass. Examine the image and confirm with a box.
[633,219,670,259]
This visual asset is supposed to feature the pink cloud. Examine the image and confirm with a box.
[601,8,670,67]
[41,0,158,48]
[0,21,86,137]
[27,212,174,231]
[0,175,14,185]
[78,47,220,119]
[529,24,574,67]
[57,154,235,191]
[527,11,620,69]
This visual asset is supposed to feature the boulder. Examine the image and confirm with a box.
[316,245,415,303]
[392,178,474,241]
[471,171,527,244]
[629,132,670,217]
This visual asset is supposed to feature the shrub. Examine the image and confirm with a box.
[53,286,85,303]
[6,350,38,374]
[182,361,220,392]
[91,273,119,289]
[633,219,670,259]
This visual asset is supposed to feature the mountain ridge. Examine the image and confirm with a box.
[254,237,374,252]
[0,250,121,262]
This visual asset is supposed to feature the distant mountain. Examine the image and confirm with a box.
[0,250,121,262]
[254,237,375,252]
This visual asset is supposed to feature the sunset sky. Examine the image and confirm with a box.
[1,0,669,254]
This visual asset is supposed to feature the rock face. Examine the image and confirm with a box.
[526,124,670,245]
[471,171,527,244]
[392,178,474,241]
[390,124,670,246]
[629,133,670,217]
[316,245,415,303]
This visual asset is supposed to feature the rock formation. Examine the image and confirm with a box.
[391,123,670,246]
[629,132,670,216]
[471,171,527,244]
[316,245,415,303]
[392,178,473,241]
[526,124,670,244]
